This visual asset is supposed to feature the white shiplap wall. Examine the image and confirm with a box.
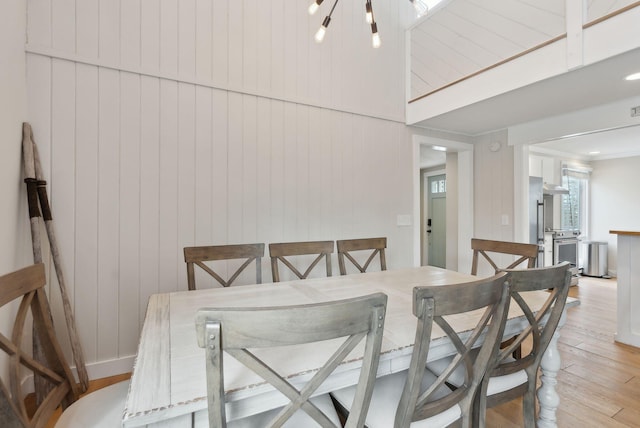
[25,0,414,374]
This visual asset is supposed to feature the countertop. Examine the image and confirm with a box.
[610,230,640,236]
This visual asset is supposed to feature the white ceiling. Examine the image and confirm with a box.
[414,48,640,161]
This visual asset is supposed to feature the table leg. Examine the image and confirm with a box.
[536,308,566,428]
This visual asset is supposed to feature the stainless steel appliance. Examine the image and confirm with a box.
[529,177,569,266]
[529,177,579,284]
[551,229,580,285]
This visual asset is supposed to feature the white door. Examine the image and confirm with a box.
[427,174,446,268]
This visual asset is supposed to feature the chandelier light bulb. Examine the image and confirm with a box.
[315,16,331,43]
[315,26,326,42]
[371,22,381,48]
[308,0,324,15]
[365,2,373,24]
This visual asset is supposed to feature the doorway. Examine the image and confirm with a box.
[412,135,474,271]
[426,174,447,268]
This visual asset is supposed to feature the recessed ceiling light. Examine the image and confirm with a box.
[625,72,640,81]
[432,145,447,152]
[589,151,601,155]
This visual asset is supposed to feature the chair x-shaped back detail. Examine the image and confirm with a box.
[475,262,572,428]
[471,238,538,276]
[337,237,387,275]
[184,243,264,289]
[0,264,79,427]
[396,274,510,427]
[196,293,387,427]
[269,240,334,282]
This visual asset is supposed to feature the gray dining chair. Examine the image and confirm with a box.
[474,262,572,428]
[331,272,511,428]
[195,292,388,427]
[471,238,539,276]
[337,237,387,275]
[268,240,334,282]
[0,263,129,428]
[471,238,539,359]
[183,243,265,289]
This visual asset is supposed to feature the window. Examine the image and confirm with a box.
[560,166,590,233]
[431,178,446,194]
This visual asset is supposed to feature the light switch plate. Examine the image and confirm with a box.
[397,214,412,226]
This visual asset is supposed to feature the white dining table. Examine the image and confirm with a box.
[122,266,577,428]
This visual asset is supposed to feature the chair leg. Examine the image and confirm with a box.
[473,382,489,428]
[522,381,537,428]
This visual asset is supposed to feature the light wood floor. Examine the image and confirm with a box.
[47,276,638,427]
[487,275,640,427]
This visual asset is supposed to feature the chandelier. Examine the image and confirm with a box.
[308,0,430,48]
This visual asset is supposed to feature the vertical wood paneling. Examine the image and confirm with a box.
[256,0,272,93]
[319,108,333,239]
[227,93,244,242]
[26,0,414,373]
[51,0,75,52]
[242,96,258,242]
[76,0,98,58]
[282,1,297,99]
[295,4,309,100]
[330,110,345,235]
[270,100,285,241]
[194,86,213,244]
[158,80,179,293]
[178,0,196,79]
[177,83,196,291]
[140,0,160,72]
[139,75,161,323]
[160,0,178,75]
[211,89,229,244]
[120,0,141,69]
[307,106,323,239]
[282,102,297,242]
[97,67,120,361]
[256,98,272,241]
[119,73,141,354]
[295,105,310,238]
[74,64,99,361]
[344,113,357,233]
[234,95,258,284]
[195,0,213,81]
[98,0,120,63]
[211,0,229,85]
[227,1,243,89]
[50,59,77,359]
[26,53,54,306]
[243,0,258,92]
[270,0,285,96]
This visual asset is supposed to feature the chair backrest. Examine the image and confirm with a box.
[0,264,79,427]
[268,240,334,282]
[471,238,539,276]
[336,237,387,275]
[183,243,264,289]
[487,262,571,383]
[394,272,511,427]
[195,293,387,428]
